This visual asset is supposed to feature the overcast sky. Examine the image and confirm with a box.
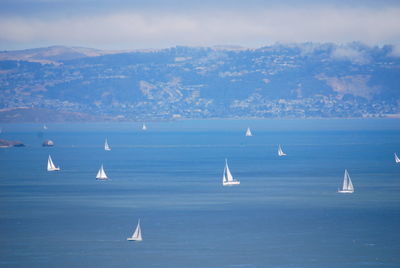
[1,0,400,50]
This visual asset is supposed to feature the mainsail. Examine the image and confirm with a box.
[127,220,142,241]
[47,155,60,171]
[395,153,400,163]
[96,165,108,180]
[338,169,354,193]
[104,139,111,151]
[245,127,252,137]
[278,145,286,156]
[222,159,240,186]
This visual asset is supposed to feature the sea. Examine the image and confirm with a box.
[0,119,399,268]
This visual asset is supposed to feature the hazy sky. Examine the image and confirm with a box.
[1,0,400,50]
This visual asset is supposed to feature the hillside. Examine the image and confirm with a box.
[1,43,399,122]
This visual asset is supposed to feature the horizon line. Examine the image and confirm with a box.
[0,41,397,53]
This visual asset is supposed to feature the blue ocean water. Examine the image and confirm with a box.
[0,119,400,268]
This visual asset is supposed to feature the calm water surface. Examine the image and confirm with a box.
[0,119,399,267]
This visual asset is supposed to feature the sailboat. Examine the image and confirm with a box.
[96,164,108,180]
[278,144,286,156]
[43,124,48,130]
[47,155,60,171]
[222,159,240,186]
[104,139,111,151]
[395,153,400,163]
[142,123,147,131]
[127,219,142,241]
[338,169,354,193]
[245,127,252,137]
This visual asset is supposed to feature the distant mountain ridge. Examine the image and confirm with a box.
[0,43,399,122]
[0,46,132,64]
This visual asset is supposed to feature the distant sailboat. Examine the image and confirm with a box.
[222,159,240,186]
[278,144,286,156]
[338,169,354,194]
[104,139,111,151]
[142,123,147,131]
[245,127,252,137]
[96,164,108,180]
[395,153,400,163]
[127,219,142,241]
[47,155,60,171]
[43,124,48,130]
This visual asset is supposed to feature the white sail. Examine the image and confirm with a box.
[127,220,142,241]
[395,153,400,163]
[222,159,240,186]
[43,124,48,130]
[104,139,111,151]
[245,127,252,137]
[338,169,354,193]
[224,161,233,182]
[47,155,60,171]
[278,145,286,156]
[96,164,108,180]
[347,171,354,192]
[142,123,147,131]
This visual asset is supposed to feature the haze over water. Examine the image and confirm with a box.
[0,119,399,267]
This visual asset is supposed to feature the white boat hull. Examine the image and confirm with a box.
[48,167,60,171]
[127,238,142,241]
[338,190,354,194]
[223,181,240,186]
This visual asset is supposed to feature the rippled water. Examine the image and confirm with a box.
[0,119,399,267]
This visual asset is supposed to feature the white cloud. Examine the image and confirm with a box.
[0,6,400,49]
[331,46,370,64]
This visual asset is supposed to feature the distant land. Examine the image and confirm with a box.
[0,43,399,122]
[0,139,25,147]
